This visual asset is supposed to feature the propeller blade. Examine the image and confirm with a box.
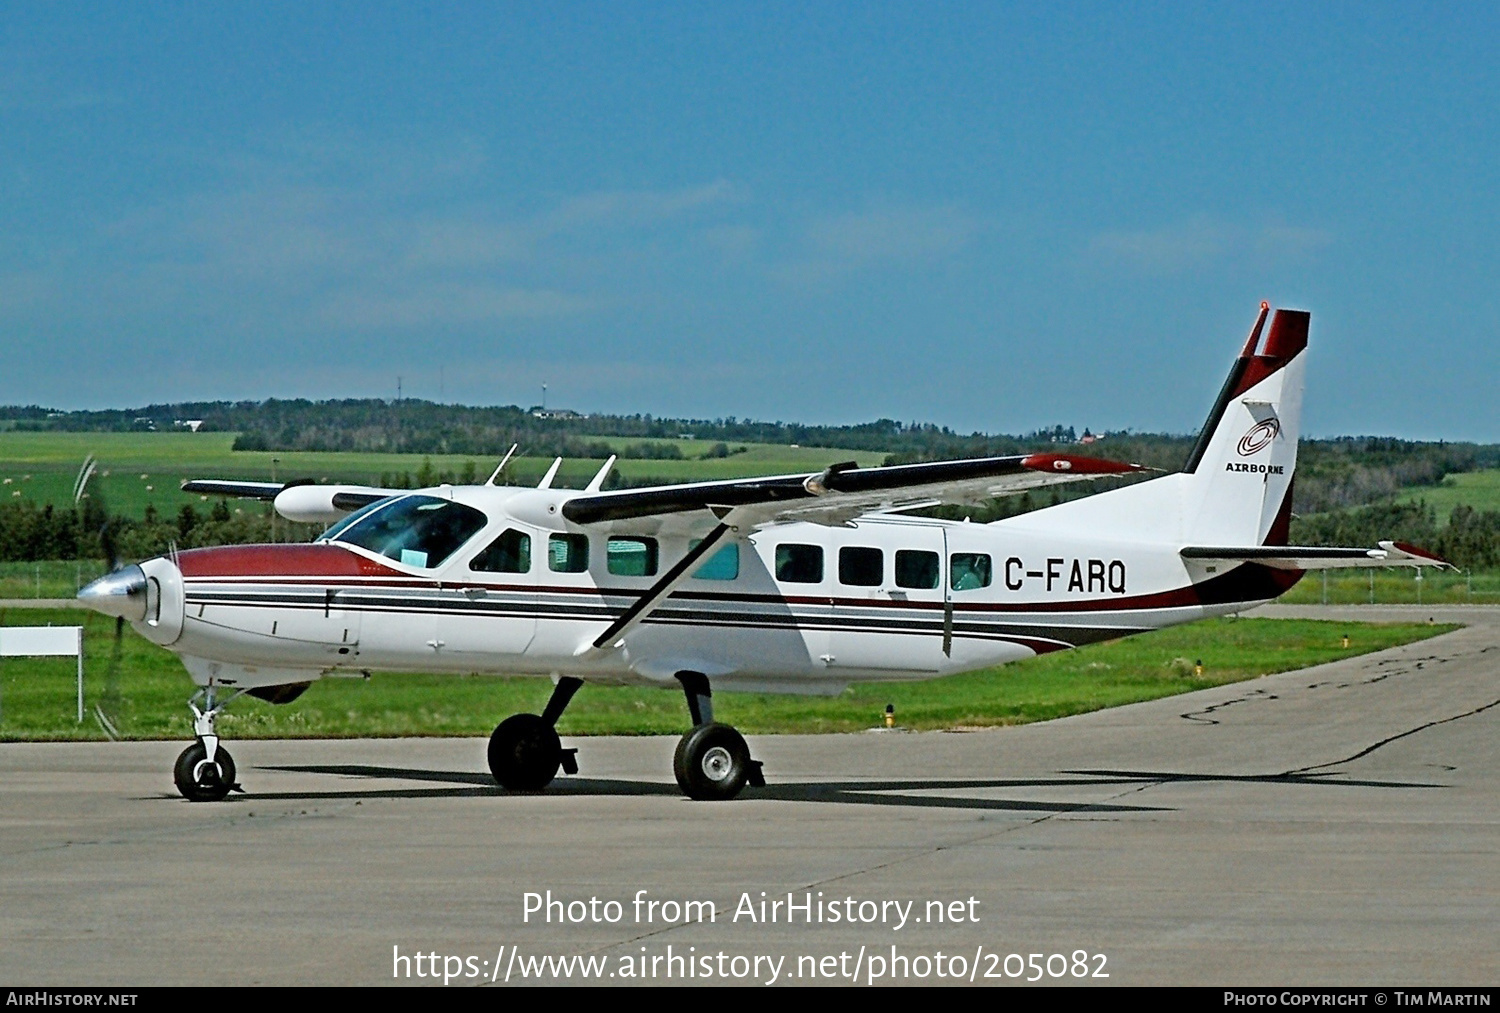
[73,455,97,505]
[93,615,125,739]
[99,521,121,573]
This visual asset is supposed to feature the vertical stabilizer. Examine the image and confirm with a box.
[1181,305,1308,546]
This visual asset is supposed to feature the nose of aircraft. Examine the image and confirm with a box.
[77,564,149,622]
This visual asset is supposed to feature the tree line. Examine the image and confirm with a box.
[1290,502,1500,571]
[2,491,1495,572]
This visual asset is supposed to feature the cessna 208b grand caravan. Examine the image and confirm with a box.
[78,305,1444,802]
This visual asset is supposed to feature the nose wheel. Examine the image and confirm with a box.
[174,740,237,802]
[173,685,246,801]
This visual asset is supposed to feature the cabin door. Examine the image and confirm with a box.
[826,525,946,675]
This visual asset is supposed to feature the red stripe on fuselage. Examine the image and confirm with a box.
[176,543,406,579]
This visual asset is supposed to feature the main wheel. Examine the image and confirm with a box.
[673,723,752,801]
[174,741,236,802]
[488,714,562,791]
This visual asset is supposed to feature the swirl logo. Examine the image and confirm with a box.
[1237,418,1280,456]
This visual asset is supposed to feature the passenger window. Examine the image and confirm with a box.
[470,529,531,573]
[950,553,993,591]
[607,537,658,576]
[775,544,823,583]
[895,549,939,590]
[838,546,883,587]
[691,540,739,580]
[548,533,590,573]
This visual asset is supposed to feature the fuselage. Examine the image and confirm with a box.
[127,483,1300,695]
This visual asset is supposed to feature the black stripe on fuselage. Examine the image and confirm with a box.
[182,583,1206,651]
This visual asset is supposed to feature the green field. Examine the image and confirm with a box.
[0,431,882,521]
[1395,469,1500,522]
[0,610,1453,741]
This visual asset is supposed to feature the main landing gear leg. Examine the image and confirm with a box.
[488,677,582,791]
[174,685,246,802]
[672,671,764,801]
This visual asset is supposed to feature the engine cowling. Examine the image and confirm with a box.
[273,485,393,524]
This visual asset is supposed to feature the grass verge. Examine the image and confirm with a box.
[0,611,1455,741]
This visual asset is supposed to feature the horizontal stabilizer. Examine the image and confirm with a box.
[1181,541,1451,571]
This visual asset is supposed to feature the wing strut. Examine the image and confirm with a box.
[586,520,736,652]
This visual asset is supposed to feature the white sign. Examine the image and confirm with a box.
[0,625,85,723]
[1,626,82,657]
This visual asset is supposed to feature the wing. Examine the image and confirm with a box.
[180,479,287,500]
[182,479,398,524]
[568,451,1147,655]
[562,452,1149,529]
[1181,541,1451,571]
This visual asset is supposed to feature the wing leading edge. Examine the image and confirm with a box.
[562,452,1148,528]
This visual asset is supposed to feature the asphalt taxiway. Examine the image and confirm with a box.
[1,605,1495,985]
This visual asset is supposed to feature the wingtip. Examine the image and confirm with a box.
[1387,540,1455,569]
[1021,453,1145,475]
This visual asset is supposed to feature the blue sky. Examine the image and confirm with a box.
[1,3,1495,440]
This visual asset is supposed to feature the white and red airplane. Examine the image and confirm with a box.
[77,305,1445,802]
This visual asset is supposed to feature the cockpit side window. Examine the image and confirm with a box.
[470,529,532,573]
[330,494,488,570]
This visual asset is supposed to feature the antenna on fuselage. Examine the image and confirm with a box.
[486,444,519,486]
[537,457,563,489]
[584,455,616,493]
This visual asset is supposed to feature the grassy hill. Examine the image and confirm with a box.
[1393,469,1500,522]
[0,431,882,521]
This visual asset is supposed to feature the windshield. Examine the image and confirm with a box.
[327,494,488,570]
[317,497,396,543]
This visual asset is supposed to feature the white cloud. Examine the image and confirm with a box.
[1090,217,1334,274]
[808,206,976,263]
[318,283,591,329]
[401,221,531,268]
[546,179,744,230]
[769,204,977,286]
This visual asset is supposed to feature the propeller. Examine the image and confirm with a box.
[78,459,126,739]
[92,518,126,739]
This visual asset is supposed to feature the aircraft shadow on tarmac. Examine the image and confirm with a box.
[242,764,1440,812]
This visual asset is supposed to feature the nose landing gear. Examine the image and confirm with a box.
[174,686,246,802]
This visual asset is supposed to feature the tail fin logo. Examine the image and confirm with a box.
[1236,418,1280,456]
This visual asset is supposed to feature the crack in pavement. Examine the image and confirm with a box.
[1287,697,1500,775]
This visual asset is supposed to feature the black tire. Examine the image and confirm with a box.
[673,723,751,801]
[173,741,236,802]
[488,714,562,791]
